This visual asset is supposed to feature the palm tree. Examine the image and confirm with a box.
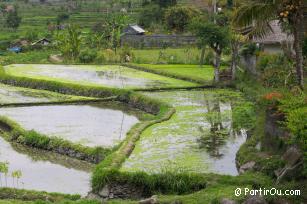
[232,0,305,89]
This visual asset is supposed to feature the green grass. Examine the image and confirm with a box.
[132,48,202,64]
[0,50,53,65]
[135,64,214,83]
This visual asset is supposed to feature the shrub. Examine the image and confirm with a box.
[95,50,106,63]
[164,6,200,32]
[119,46,134,63]
[240,43,258,56]
[79,49,97,63]
[257,53,296,87]
[103,49,118,63]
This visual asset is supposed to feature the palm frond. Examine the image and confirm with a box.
[232,0,279,28]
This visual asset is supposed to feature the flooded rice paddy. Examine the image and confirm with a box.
[122,89,255,175]
[0,136,91,195]
[0,83,87,104]
[0,102,140,147]
[4,64,196,89]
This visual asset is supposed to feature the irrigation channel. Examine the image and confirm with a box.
[0,64,255,196]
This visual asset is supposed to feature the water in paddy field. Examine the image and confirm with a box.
[0,102,140,147]
[4,64,195,89]
[122,89,255,175]
[0,136,91,195]
[0,84,51,104]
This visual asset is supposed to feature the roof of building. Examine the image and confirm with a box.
[31,38,51,45]
[253,20,293,44]
[129,25,145,34]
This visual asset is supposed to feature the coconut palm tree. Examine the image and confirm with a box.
[232,0,305,89]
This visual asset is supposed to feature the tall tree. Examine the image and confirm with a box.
[191,21,230,82]
[233,0,305,88]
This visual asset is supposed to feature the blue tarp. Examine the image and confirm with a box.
[8,47,22,53]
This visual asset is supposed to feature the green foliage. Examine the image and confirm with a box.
[0,50,52,65]
[92,169,206,195]
[55,25,82,60]
[119,46,134,63]
[232,102,256,131]
[151,0,177,8]
[24,30,38,42]
[240,43,257,56]
[0,187,81,202]
[164,6,199,32]
[56,13,69,25]
[256,53,296,88]
[127,63,214,84]
[79,49,97,63]
[5,8,21,30]
[138,3,161,28]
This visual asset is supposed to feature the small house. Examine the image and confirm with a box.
[123,25,146,35]
[31,38,51,46]
[253,20,293,54]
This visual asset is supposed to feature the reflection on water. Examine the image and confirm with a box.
[122,90,254,175]
[0,136,91,195]
[0,102,140,147]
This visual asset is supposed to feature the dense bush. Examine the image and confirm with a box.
[119,46,134,63]
[281,97,307,178]
[164,6,199,32]
[239,43,258,56]
[79,49,97,63]
[256,53,296,87]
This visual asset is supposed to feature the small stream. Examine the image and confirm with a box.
[122,89,255,175]
[0,136,91,195]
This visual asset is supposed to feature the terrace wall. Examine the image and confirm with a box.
[121,34,197,48]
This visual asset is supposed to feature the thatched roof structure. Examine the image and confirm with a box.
[253,20,293,45]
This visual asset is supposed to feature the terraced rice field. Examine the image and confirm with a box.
[4,64,198,89]
[122,89,255,175]
[0,102,141,147]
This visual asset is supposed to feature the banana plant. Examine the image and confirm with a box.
[11,170,22,188]
[0,161,9,187]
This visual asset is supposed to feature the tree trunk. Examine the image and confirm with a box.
[293,12,305,89]
[231,43,239,80]
[214,51,221,82]
[200,47,205,67]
